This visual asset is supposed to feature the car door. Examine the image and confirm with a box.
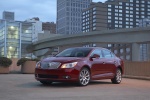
[90,49,106,79]
[102,49,116,76]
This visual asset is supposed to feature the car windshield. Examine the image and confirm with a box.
[56,48,93,57]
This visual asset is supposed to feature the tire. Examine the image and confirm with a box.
[40,81,52,85]
[78,68,90,86]
[111,68,122,84]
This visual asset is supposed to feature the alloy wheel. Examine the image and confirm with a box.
[79,68,90,86]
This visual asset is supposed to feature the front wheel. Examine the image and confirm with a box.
[111,68,122,84]
[78,68,90,86]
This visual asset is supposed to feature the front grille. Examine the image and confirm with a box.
[38,74,58,79]
[41,62,61,69]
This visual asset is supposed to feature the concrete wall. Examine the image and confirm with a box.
[124,61,150,79]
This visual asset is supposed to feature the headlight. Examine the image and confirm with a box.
[36,61,41,68]
[61,62,78,68]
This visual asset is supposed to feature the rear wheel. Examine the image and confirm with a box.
[111,68,122,84]
[40,81,52,85]
[78,68,90,86]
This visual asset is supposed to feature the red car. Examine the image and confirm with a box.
[35,47,124,86]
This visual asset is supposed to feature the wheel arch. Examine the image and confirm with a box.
[81,65,91,74]
[117,66,123,75]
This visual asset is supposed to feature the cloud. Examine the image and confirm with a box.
[0,0,56,22]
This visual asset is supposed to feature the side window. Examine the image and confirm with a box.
[102,50,112,58]
[90,49,103,58]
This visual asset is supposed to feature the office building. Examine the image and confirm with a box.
[42,22,56,34]
[0,19,33,58]
[82,0,150,61]
[82,2,107,32]
[57,0,92,34]
[2,11,15,20]
[82,0,150,32]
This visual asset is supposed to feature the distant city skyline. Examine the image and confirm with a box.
[0,0,106,22]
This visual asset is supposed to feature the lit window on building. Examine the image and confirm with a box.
[136,4,139,7]
[115,13,118,16]
[130,0,133,2]
[130,3,133,6]
[93,19,96,22]
[126,7,129,9]
[126,3,129,6]
[93,27,96,30]
[136,12,139,14]
[141,1,145,3]
[108,5,111,7]
[108,20,111,23]
[93,7,96,11]
[115,21,118,24]
[136,0,139,3]
[93,23,96,26]
[119,25,122,28]
[108,12,111,15]
[136,8,139,11]
[93,11,96,14]
[119,14,122,16]
[115,24,118,27]
[130,11,133,14]
[93,15,96,18]
[115,17,118,20]
[119,21,122,24]
[108,8,111,11]
[119,2,122,5]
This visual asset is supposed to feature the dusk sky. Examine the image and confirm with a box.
[0,0,106,22]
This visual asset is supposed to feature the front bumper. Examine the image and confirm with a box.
[35,68,79,82]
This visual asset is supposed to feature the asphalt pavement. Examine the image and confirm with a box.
[0,74,150,100]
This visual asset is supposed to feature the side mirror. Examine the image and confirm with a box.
[90,54,100,60]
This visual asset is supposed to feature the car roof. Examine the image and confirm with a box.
[68,47,108,50]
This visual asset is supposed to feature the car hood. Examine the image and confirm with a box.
[42,57,85,63]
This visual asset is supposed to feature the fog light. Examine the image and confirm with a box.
[63,76,71,79]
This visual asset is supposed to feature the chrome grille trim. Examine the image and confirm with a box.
[41,62,61,69]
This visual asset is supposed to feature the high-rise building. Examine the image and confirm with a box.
[82,0,150,32]
[139,18,150,27]
[57,0,92,34]
[82,0,150,61]
[2,11,15,21]
[82,2,108,32]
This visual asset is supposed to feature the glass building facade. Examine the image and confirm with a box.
[57,0,92,34]
[0,20,33,58]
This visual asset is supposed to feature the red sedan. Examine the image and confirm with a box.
[35,47,124,86]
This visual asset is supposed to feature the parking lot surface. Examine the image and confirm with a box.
[0,74,150,100]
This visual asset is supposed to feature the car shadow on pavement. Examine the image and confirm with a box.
[16,80,112,88]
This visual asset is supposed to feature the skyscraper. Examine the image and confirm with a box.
[82,0,150,61]
[82,0,150,32]
[2,11,14,20]
[57,0,92,34]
